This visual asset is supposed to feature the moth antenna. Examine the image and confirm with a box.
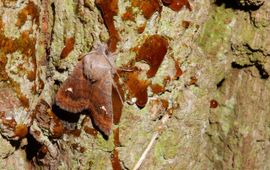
[117,67,134,72]
[102,52,132,105]
[102,54,137,104]
[99,49,124,86]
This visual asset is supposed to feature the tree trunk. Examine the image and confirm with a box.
[0,0,269,169]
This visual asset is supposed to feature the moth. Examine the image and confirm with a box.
[55,44,123,136]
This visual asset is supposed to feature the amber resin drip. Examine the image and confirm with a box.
[120,70,150,108]
[111,149,121,170]
[174,59,183,79]
[96,0,120,52]
[136,35,168,78]
[182,20,191,28]
[113,127,120,147]
[137,23,146,34]
[151,84,165,94]
[131,0,161,19]
[162,0,192,11]
[122,7,135,21]
[112,76,124,125]
[60,37,75,59]
[210,99,218,108]
[16,1,39,28]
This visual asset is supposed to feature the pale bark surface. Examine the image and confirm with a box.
[0,0,270,169]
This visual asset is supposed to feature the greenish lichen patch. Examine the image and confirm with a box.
[95,133,115,151]
[154,130,181,161]
[198,6,235,56]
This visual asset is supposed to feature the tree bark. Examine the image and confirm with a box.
[0,0,270,169]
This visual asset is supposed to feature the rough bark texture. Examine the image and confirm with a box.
[0,0,270,169]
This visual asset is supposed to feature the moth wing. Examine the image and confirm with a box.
[83,52,98,80]
[55,61,92,113]
[88,74,113,136]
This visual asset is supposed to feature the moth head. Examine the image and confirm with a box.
[83,50,113,82]
[93,43,108,55]
[83,54,100,81]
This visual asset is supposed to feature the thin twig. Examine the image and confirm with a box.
[133,114,170,170]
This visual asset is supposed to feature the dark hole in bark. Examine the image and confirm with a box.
[54,80,62,86]
[217,78,225,88]
[25,134,42,160]
[231,62,269,79]
[55,66,68,73]
[9,140,21,150]
[254,62,269,79]
[214,0,262,11]
[231,62,253,69]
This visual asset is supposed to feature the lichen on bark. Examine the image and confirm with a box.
[1,0,270,169]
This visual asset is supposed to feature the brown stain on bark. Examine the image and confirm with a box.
[0,2,39,107]
[67,129,81,137]
[0,54,8,81]
[0,112,16,128]
[47,109,65,138]
[84,126,98,137]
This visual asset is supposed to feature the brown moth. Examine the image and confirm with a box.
[55,44,122,136]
